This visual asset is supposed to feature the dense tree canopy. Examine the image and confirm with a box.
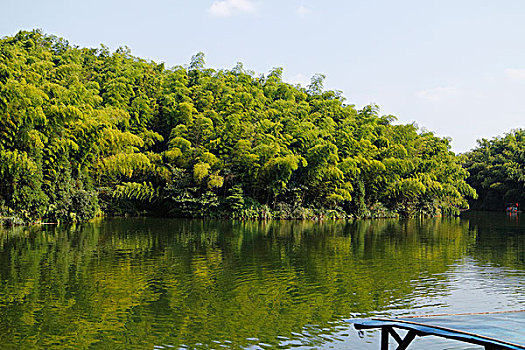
[464,129,525,211]
[0,30,476,223]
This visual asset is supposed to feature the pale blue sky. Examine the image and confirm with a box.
[2,0,525,152]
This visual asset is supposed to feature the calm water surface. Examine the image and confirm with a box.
[0,212,523,349]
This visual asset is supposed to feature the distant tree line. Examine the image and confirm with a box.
[0,30,477,224]
[464,129,525,211]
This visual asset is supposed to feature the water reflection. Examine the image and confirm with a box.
[0,214,522,349]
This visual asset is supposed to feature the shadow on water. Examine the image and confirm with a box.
[0,214,522,349]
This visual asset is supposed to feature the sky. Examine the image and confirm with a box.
[2,0,525,153]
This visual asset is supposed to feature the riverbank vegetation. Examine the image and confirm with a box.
[464,129,525,211]
[0,30,477,224]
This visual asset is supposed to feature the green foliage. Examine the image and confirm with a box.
[464,129,525,210]
[193,162,210,184]
[98,153,151,182]
[0,150,48,221]
[44,165,99,223]
[0,30,476,222]
[226,185,245,218]
[113,182,157,202]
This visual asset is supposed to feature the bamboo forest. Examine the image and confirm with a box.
[1,29,523,225]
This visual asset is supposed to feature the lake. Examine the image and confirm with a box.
[0,212,523,349]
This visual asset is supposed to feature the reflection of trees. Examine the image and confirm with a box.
[0,218,478,348]
[464,212,525,270]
